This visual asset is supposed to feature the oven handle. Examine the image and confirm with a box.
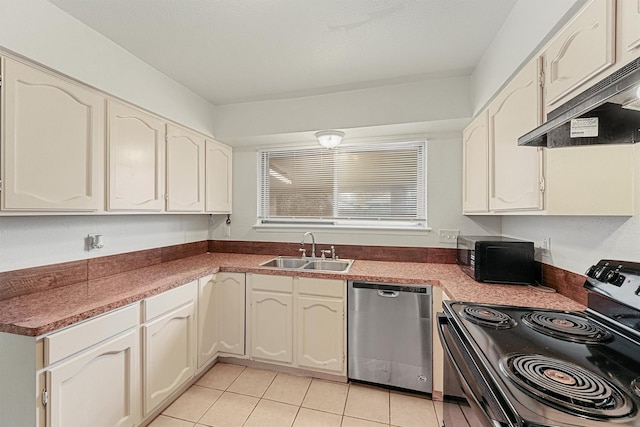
[437,314,509,427]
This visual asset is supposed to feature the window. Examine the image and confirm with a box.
[258,141,427,228]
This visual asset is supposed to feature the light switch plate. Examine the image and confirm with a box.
[438,229,459,243]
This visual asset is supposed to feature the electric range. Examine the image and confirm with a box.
[438,259,640,426]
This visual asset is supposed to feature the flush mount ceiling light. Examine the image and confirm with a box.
[315,130,345,149]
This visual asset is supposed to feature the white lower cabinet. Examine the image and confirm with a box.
[41,303,140,427]
[247,274,346,375]
[197,273,245,369]
[142,281,197,417]
[249,275,294,364]
[296,277,345,373]
[47,329,138,427]
[0,276,246,427]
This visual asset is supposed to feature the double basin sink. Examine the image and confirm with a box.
[259,256,354,273]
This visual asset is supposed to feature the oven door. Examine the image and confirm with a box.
[437,314,516,427]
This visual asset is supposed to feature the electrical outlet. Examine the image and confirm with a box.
[438,229,459,243]
[542,237,551,257]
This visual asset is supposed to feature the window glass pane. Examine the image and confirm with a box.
[268,149,335,217]
[258,141,426,226]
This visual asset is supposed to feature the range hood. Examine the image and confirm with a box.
[518,57,640,148]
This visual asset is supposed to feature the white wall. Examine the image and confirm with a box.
[210,134,501,247]
[0,0,213,272]
[503,216,640,275]
[0,215,209,272]
[213,75,472,140]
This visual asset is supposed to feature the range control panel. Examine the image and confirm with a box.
[585,259,640,302]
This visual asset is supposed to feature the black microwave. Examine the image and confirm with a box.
[456,236,535,285]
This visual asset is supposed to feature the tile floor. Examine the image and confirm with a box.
[148,363,460,427]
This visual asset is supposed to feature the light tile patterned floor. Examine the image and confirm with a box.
[149,363,454,427]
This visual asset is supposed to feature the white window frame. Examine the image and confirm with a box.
[256,140,428,231]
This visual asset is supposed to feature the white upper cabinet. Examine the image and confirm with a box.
[542,0,615,115]
[617,0,640,66]
[2,58,105,211]
[462,110,489,213]
[205,139,233,214]
[545,144,635,215]
[108,100,165,211]
[166,125,205,212]
[488,59,543,211]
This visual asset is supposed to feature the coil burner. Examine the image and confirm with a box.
[459,306,516,329]
[521,311,612,343]
[500,354,635,420]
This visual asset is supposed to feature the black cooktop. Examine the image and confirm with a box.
[444,301,640,426]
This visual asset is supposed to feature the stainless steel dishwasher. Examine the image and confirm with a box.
[348,280,432,393]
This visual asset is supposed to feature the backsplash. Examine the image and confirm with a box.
[541,263,589,306]
[208,240,457,264]
[0,241,208,301]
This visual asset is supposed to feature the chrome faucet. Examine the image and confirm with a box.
[301,232,316,258]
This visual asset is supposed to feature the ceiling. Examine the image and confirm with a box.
[49,0,518,106]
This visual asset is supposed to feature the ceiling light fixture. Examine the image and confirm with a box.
[315,130,345,149]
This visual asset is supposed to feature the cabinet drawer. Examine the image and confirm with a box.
[298,277,344,298]
[44,303,139,366]
[250,274,294,293]
[143,280,197,322]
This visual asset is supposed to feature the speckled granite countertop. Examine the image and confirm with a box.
[0,253,585,336]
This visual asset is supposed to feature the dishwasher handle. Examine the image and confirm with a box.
[378,290,399,298]
[350,281,430,294]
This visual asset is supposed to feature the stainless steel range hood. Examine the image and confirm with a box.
[518,57,640,148]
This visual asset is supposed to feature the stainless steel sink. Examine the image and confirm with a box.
[259,256,354,273]
[259,257,309,269]
[303,259,353,272]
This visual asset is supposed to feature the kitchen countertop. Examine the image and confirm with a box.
[0,252,585,336]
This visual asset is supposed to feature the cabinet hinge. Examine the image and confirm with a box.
[539,70,545,88]
[0,179,3,192]
[0,75,3,87]
[42,388,48,407]
[539,176,545,193]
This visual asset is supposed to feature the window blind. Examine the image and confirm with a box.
[258,141,426,227]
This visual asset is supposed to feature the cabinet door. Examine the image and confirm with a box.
[2,58,105,211]
[197,275,219,368]
[543,0,615,113]
[205,139,233,213]
[47,329,138,427]
[296,295,344,374]
[142,301,196,415]
[197,273,245,368]
[462,110,489,213]
[618,0,640,66]
[216,273,245,355]
[250,290,293,364]
[166,125,205,212]
[488,59,543,211]
[108,101,165,211]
